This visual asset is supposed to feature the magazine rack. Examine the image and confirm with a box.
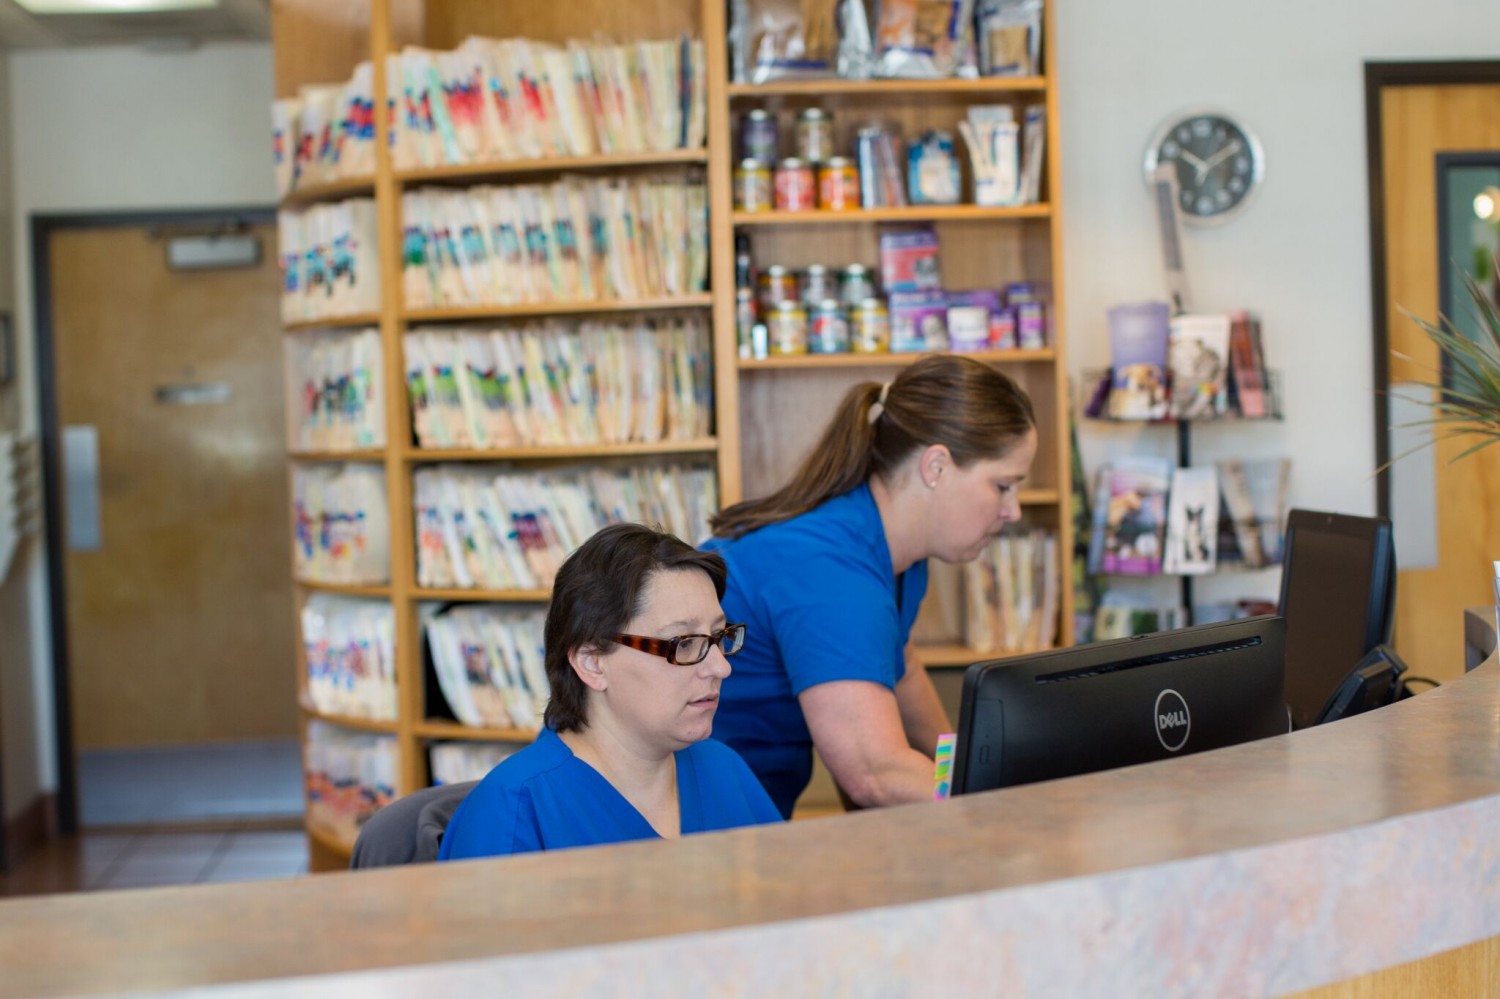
[1080,367,1286,624]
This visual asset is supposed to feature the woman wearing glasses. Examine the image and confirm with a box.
[440,523,780,860]
[704,354,1038,818]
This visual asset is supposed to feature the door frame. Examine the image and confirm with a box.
[31,206,274,833]
[1364,60,1500,519]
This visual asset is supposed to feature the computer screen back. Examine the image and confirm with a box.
[953,616,1288,795]
[1278,510,1395,730]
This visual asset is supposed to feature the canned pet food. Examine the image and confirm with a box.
[773,157,816,212]
[801,264,836,305]
[758,264,800,310]
[740,109,779,164]
[839,264,877,307]
[796,108,835,163]
[852,297,891,353]
[734,158,773,213]
[817,156,861,211]
[809,299,851,354]
[768,300,808,355]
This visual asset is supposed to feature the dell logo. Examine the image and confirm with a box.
[1154,688,1191,752]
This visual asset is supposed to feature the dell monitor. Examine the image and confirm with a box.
[1278,509,1396,730]
[952,615,1287,795]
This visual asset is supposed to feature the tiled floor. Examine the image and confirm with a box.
[0,826,310,898]
[1,740,312,899]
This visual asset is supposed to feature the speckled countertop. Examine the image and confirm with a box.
[3,660,1497,998]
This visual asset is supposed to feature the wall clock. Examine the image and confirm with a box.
[1143,109,1265,224]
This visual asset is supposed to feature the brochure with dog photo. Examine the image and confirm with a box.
[1162,465,1219,575]
[1168,313,1231,419]
[1093,456,1172,576]
[1107,301,1171,420]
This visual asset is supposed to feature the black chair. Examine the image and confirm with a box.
[1277,508,1397,729]
[349,780,477,869]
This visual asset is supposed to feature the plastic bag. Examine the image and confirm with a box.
[741,0,841,83]
[976,0,1043,76]
[873,0,972,79]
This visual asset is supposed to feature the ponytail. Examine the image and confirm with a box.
[710,355,1035,539]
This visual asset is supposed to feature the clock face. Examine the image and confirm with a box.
[1144,111,1264,223]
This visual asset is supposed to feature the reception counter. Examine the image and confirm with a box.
[2,658,1498,997]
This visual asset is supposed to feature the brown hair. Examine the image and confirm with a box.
[542,522,728,733]
[710,354,1035,540]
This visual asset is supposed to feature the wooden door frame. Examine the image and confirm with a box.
[1364,60,1500,519]
[31,206,274,833]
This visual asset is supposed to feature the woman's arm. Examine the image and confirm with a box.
[799,680,937,808]
[894,646,953,757]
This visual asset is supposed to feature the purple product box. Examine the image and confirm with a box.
[990,307,1018,349]
[1017,300,1047,349]
[946,289,1003,312]
[943,290,1000,352]
[890,290,949,352]
[1004,281,1050,306]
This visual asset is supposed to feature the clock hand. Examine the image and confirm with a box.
[1201,139,1244,172]
[1176,149,1210,184]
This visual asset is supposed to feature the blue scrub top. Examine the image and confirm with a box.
[703,483,928,818]
[438,728,782,860]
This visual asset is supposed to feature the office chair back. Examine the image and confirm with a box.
[1277,508,1396,729]
[349,780,477,869]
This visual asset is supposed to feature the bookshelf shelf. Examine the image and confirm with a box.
[916,643,1053,668]
[288,449,387,462]
[726,77,1047,98]
[298,702,399,734]
[738,349,1054,371]
[415,720,538,742]
[404,438,719,462]
[413,587,552,603]
[1017,489,1060,506]
[307,824,354,859]
[294,579,391,598]
[396,148,708,185]
[733,205,1050,226]
[279,176,376,207]
[284,314,381,333]
[402,294,714,323]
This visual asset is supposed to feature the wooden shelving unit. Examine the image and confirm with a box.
[738,349,1054,370]
[733,205,1051,225]
[402,439,719,462]
[283,314,381,333]
[726,77,1047,98]
[396,148,708,184]
[272,0,1069,866]
[402,294,714,322]
[279,176,376,207]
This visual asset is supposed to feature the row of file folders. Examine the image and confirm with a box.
[303,596,549,732]
[304,724,517,844]
[286,320,712,452]
[277,174,709,324]
[273,34,707,196]
[291,461,717,588]
[301,534,1063,736]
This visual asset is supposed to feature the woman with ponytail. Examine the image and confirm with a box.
[704,354,1038,818]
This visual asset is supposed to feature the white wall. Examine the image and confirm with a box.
[4,41,273,811]
[1056,0,1500,607]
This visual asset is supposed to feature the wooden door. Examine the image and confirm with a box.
[1377,82,1500,682]
[49,222,296,749]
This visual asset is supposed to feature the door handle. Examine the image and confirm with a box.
[62,424,102,552]
[154,381,231,405]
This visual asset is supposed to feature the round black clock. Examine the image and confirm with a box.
[1143,109,1265,224]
